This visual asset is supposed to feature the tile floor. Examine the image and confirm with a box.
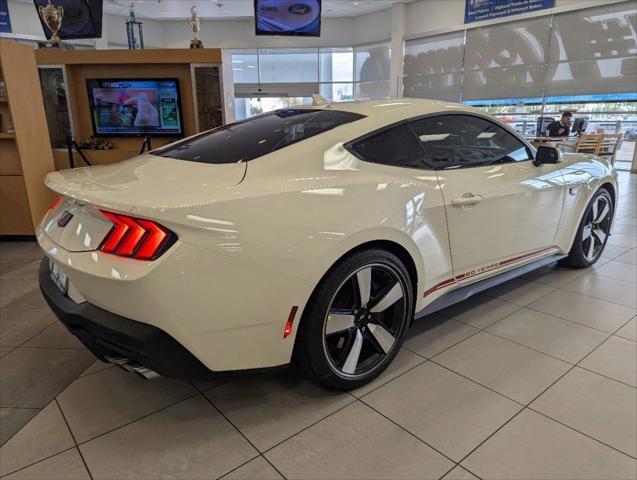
[0,171,635,479]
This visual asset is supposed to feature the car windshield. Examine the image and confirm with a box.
[153,109,365,164]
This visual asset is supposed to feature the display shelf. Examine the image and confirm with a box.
[0,132,15,139]
[0,96,8,102]
[36,48,236,153]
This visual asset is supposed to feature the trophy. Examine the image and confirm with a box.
[125,2,144,49]
[190,5,203,48]
[38,0,64,47]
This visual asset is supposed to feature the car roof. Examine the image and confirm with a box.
[302,98,486,130]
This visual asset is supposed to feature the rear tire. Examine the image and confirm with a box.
[563,187,613,268]
[294,249,413,390]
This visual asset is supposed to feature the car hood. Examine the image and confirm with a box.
[44,154,247,215]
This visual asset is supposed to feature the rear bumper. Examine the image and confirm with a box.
[38,258,211,379]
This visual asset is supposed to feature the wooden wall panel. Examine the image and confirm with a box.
[0,40,56,234]
[36,48,222,66]
[0,176,34,235]
[0,140,21,175]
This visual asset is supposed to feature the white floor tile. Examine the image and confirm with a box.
[405,317,479,359]
[435,331,570,404]
[265,402,453,479]
[57,367,197,443]
[562,274,637,309]
[364,362,521,461]
[80,396,257,480]
[205,369,354,452]
[3,448,90,480]
[222,457,283,480]
[528,289,635,333]
[0,402,74,477]
[579,336,637,387]
[462,409,636,480]
[487,308,608,363]
[531,367,637,457]
[615,317,637,342]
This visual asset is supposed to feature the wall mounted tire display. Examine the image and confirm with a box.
[294,249,413,390]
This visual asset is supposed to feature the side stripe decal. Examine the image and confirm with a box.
[424,246,559,298]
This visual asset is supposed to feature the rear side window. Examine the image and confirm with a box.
[154,109,365,164]
[410,115,533,169]
[348,124,428,169]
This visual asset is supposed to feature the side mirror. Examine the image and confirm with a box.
[533,146,562,166]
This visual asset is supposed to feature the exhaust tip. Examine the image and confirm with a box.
[104,356,160,380]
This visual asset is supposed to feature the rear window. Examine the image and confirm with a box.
[153,109,365,164]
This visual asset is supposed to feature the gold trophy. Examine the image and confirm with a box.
[190,5,203,48]
[38,0,64,47]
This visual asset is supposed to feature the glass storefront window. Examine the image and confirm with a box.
[230,47,380,105]
[319,48,354,83]
[355,44,391,83]
[231,49,259,84]
[258,49,319,83]
[354,43,391,99]
[319,83,354,102]
[234,96,312,121]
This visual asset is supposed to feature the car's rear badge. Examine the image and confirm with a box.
[57,211,74,227]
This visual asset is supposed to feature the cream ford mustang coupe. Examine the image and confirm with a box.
[38,99,617,389]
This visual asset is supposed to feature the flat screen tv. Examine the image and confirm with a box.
[86,79,184,137]
[254,0,321,37]
[33,0,103,40]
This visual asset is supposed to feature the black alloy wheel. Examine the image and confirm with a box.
[295,249,413,390]
[564,187,614,267]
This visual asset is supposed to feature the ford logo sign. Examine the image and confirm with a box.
[288,3,311,15]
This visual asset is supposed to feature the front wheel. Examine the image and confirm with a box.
[563,187,614,268]
[294,249,413,390]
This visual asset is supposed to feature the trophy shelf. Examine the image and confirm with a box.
[35,48,222,65]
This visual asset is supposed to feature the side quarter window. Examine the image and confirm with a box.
[409,115,533,170]
[348,123,429,169]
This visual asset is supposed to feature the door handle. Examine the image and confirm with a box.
[451,194,483,207]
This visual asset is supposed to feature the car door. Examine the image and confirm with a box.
[346,123,455,302]
[409,113,566,284]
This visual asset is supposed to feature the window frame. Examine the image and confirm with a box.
[344,111,536,171]
[153,108,366,164]
[346,122,431,170]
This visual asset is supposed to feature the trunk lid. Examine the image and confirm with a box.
[42,154,247,252]
[45,154,247,212]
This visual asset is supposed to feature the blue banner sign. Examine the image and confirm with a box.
[0,0,11,33]
[465,0,556,24]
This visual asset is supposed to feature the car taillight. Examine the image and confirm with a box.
[48,195,62,211]
[99,211,176,260]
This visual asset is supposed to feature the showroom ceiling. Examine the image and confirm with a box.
[101,0,401,20]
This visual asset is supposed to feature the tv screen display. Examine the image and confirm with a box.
[33,0,103,40]
[86,79,184,137]
[255,0,321,37]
